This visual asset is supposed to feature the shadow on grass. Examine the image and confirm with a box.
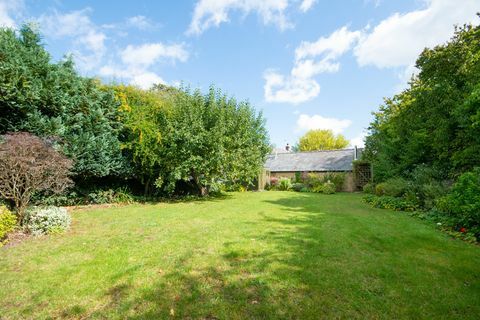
[62,193,338,319]
[138,192,234,206]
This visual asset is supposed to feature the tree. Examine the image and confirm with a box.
[0,133,73,223]
[364,21,480,182]
[298,129,349,151]
[112,85,172,195]
[0,25,125,181]
[159,86,270,196]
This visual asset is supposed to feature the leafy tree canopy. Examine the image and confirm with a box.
[298,129,349,151]
[364,21,480,182]
[0,25,125,180]
[159,86,270,195]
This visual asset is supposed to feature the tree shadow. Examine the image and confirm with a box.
[57,192,475,319]
[66,193,338,319]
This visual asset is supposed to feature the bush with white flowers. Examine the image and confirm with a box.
[24,206,71,235]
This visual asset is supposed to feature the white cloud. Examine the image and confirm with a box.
[0,0,23,28]
[295,26,362,62]
[354,0,480,68]
[187,0,295,35]
[299,0,317,13]
[349,131,367,147]
[126,15,156,30]
[264,70,320,104]
[100,65,166,90]
[121,43,188,67]
[100,42,188,90]
[296,114,352,134]
[265,0,479,103]
[131,72,166,89]
[264,26,361,104]
[38,9,107,71]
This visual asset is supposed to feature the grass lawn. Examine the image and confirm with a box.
[1,192,479,319]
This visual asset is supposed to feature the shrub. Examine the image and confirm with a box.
[299,187,311,192]
[0,205,17,245]
[322,173,346,191]
[24,207,71,235]
[375,177,408,197]
[0,132,73,223]
[312,184,324,193]
[278,178,292,191]
[304,173,323,190]
[304,172,345,192]
[362,183,375,194]
[88,188,135,204]
[291,183,306,192]
[294,172,302,183]
[363,195,418,212]
[322,181,336,194]
[269,177,279,186]
[436,168,480,238]
[418,182,450,209]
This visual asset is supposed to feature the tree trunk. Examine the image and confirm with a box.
[191,170,208,197]
[199,186,208,197]
[144,177,151,197]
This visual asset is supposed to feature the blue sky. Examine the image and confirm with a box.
[1,0,479,148]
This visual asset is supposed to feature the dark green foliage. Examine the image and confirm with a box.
[294,171,301,183]
[0,26,270,200]
[291,183,306,192]
[436,168,480,238]
[375,177,408,197]
[364,22,480,181]
[159,86,270,196]
[34,187,137,206]
[0,25,125,180]
[362,183,375,194]
[363,195,418,212]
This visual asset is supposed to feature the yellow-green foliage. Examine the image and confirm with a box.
[322,181,336,194]
[0,205,17,245]
[111,85,172,189]
[299,129,349,151]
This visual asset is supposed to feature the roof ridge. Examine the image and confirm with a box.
[269,148,355,156]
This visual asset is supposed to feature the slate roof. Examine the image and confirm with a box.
[265,148,362,172]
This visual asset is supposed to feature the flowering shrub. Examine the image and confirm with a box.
[0,205,17,245]
[24,207,71,235]
[269,177,279,187]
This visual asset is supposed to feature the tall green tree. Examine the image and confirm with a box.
[0,25,125,180]
[364,21,480,182]
[112,85,171,195]
[298,129,349,151]
[159,86,270,195]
